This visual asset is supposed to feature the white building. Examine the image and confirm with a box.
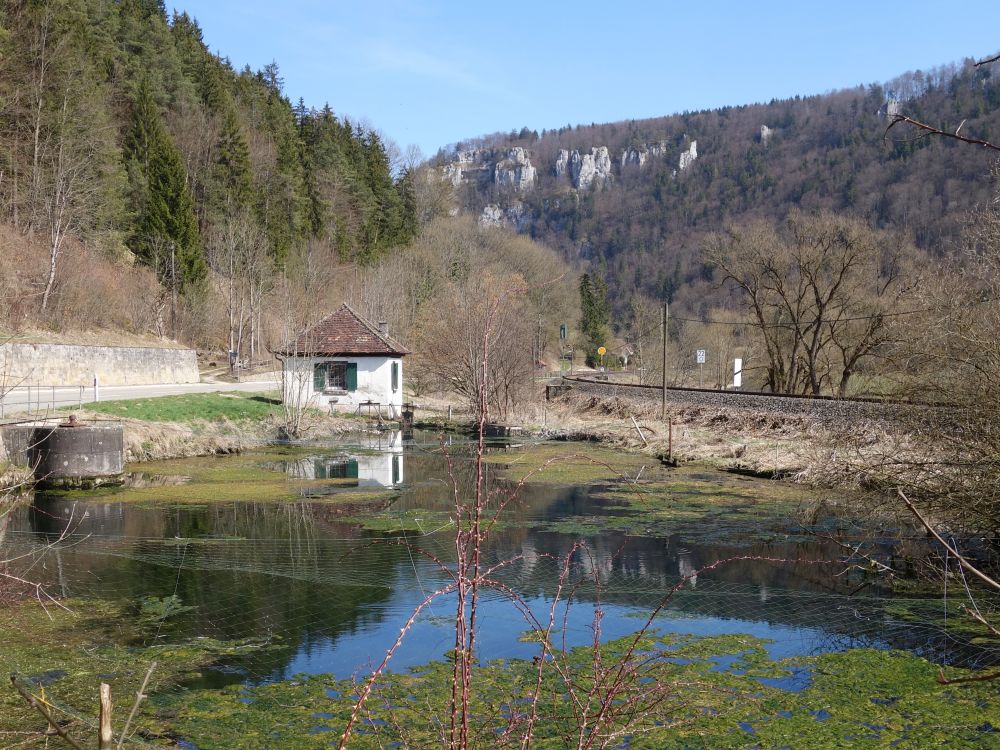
[277,304,408,416]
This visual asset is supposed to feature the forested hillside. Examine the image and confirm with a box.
[435,58,1000,312]
[0,0,416,351]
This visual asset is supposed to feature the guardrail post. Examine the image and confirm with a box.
[94,374,100,403]
[79,385,83,407]
[51,384,55,410]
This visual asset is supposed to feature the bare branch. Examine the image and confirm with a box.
[116,661,156,750]
[898,489,1000,591]
[885,113,1000,152]
[9,675,86,750]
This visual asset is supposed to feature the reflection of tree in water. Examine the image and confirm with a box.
[21,495,412,684]
[10,447,997,681]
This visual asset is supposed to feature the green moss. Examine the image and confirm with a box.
[4,592,996,748]
[47,449,398,506]
[338,508,454,534]
[485,442,653,484]
[0,598,276,744]
[155,633,1000,749]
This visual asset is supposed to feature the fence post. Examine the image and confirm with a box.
[79,385,83,407]
[51,384,55,410]
[94,374,100,403]
[98,682,113,749]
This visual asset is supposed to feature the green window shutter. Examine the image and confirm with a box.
[346,362,358,392]
[391,361,399,392]
[313,363,326,391]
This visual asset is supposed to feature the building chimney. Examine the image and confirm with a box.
[378,321,389,337]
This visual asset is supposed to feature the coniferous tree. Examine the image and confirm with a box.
[124,77,206,289]
[579,272,611,365]
[213,106,253,213]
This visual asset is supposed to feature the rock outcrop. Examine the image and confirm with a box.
[569,146,613,190]
[440,146,536,192]
[619,140,668,169]
[555,149,570,178]
[678,140,698,172]
[441,148,492,187]
[620,146,647,169]
[878,99,902,119]
[479,203,504,227]
[493,147,537,192]
[478,201,529,230]
[759,125,773,145]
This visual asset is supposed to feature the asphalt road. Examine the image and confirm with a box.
[0,379,280,418]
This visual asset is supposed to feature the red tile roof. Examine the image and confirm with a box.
[275,304,409,357]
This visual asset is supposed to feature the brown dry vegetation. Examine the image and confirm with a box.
[0,225,164,340]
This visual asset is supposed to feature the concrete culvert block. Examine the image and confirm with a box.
[28,422,124,488]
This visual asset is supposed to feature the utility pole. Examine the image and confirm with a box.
[535,316,541,374]
[661,302,668,419]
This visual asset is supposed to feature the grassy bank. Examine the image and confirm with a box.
[68,391,367,462]
[79,391,284,423]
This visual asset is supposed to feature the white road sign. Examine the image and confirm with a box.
[696,349,706,364]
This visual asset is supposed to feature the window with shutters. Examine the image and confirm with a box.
[391,361,399,392]
[314,361,350,392]
[326,362,348,390]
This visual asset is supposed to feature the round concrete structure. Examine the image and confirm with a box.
[28,423,124,488]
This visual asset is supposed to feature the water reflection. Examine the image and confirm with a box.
[5,435,998,684]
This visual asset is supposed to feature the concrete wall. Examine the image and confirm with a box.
[0,343,199,386]
[283,355,404,414]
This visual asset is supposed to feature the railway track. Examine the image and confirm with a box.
[555,375,916,422]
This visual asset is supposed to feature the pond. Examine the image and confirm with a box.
[3,431,998,748]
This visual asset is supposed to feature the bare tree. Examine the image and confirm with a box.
[414,272,532,422]
[707,211,915,396]
[209,210,273,369]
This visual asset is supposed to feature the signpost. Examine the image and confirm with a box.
[733,358,743,389]
[696,349,706,388]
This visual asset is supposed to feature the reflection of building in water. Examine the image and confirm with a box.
[677,547,697,588]
[288,450,404,488]
[355,430,405,453]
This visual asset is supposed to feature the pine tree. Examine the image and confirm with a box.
[579,273,611,366]
[213,106,253,213]
[124,78,206,289]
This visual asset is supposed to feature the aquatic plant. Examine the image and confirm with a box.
[334,283,825,749]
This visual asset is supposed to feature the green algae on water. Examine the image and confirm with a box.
[157,633,1000,750]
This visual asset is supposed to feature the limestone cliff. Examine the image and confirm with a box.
[494,147,537,192]
[569,146,613,190]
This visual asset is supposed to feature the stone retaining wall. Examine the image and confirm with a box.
[0,343,198,386]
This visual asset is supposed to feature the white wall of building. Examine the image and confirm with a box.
[282,355,404,414]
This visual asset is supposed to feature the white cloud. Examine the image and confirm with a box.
[362,39,482,90]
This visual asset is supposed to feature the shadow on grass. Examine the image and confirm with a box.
[248,396,282,406]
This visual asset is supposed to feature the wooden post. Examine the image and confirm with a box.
[630,415,648,447]
[668,419,673,462]
[99,682,113,750]
[661,302,669,420]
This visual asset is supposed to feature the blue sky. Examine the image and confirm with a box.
[177,1,1000,158]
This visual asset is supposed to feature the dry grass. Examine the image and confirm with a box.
[412,390,814,475]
